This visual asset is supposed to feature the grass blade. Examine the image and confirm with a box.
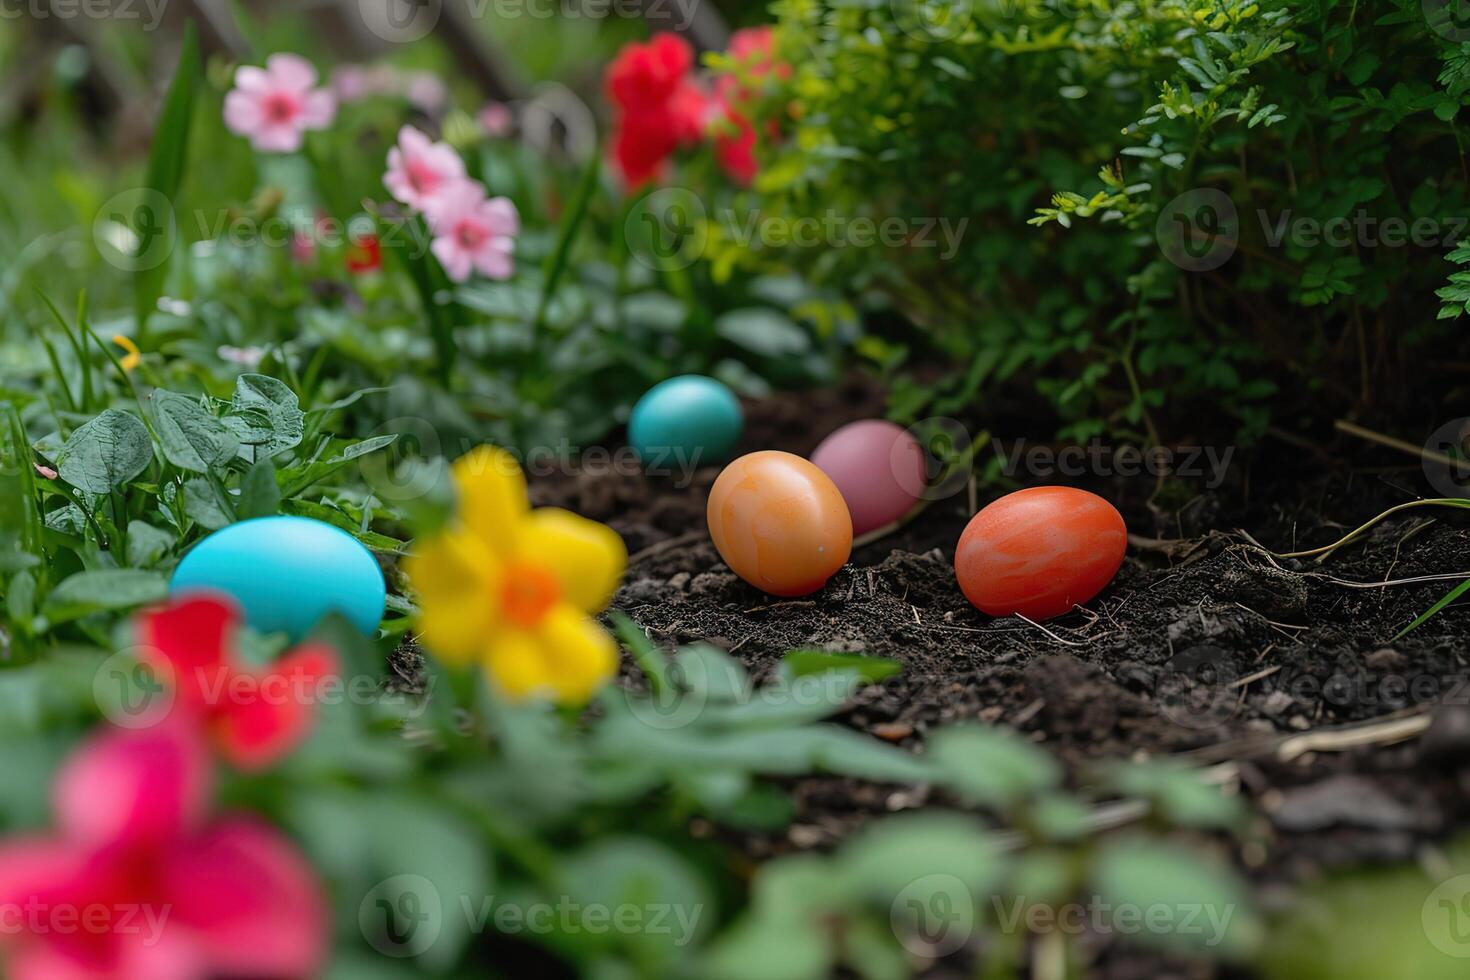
[532,151,601,333]
[1393,576,1470,640]
[135,21,201,346]
[380,212,458,383]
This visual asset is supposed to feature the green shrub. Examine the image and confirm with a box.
[715,0,1470,439]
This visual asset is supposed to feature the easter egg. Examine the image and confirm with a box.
[628,375,743,472]
[954,487,1126,620]
[171,516,386,640]
[810,420,928,535]
[707,451,852,597]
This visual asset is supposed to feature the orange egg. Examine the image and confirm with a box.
[707,451,853,596]
[954,487,1126,620]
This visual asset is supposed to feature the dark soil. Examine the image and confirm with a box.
[526,374,1470,976]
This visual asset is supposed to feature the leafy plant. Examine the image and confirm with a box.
[724,0,1470,439]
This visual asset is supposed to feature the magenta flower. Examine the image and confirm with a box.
[383,126,468,214]
[0,723,325,980]
[426,180,519,282]
[223,54,336,154]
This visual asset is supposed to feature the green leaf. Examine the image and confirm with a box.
[703,914,829,980]
[182,478,232,530]
[150,390,238,472]
[361,797,490,969]
[1099,761,1249,830]
[224,374,304,457]
[926,724,1061,808]
[237,458,281,520]
[125,520,175,567]
[839,811,1003,897]
[1092,837,1260,956]
[135,22,199,342]
[559,837,713,963]
[57,409,154,494]
[6,570,36,627]
[783,649,901,683]
[43,569,168,622]
[715,308,811,358]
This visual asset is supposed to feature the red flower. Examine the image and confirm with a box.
[135,594,338,771]
[713,27,789,186]
[606,32,694,109]
[606,33,709,187]
[346,232,382,274]
[0,723,325,979]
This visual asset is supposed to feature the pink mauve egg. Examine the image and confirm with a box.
[810,420,928,536]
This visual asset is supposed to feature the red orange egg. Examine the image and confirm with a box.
[954,487,1126,620]
[707,451,853,596]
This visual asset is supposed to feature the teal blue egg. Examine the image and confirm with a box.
[170,516,386,640]
[628,375,743,472]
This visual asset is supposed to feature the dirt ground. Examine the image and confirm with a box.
[524,374,1470,976]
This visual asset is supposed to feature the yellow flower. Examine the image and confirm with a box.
[112,334,141,372]
[405,446,627,704]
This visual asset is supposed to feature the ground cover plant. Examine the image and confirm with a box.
[3,1,1470,979]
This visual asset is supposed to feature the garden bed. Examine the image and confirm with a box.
[533,377,1470,912]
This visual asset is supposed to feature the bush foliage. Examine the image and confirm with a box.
[721,0,1470,438]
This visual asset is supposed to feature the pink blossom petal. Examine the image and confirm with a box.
[161,818,326,978]
[232,66,270,94]
[298,90,336,129]
[482,196,520,236]
[423,179,486,232]
[53,725,210,848]
[265,53,318,93]
[398,125,432,155]
[424,142,467,179]
[432,237,473,282]
[474,245,514,281]
[6,920,206,980]
[221,91,262,137]
[0,837,87,911]
[253,124,305,154]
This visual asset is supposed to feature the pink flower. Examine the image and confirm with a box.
[135,595,339,772]
[224,54,336,154]
[383,126,468,214]
[34,464,57,480]
[405,72,449,114]
[479,102,514,138]
[0,723,325,980]
[426,181,519,282]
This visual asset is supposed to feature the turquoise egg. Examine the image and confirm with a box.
[170,516,386,640]
[628,375,743,472]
